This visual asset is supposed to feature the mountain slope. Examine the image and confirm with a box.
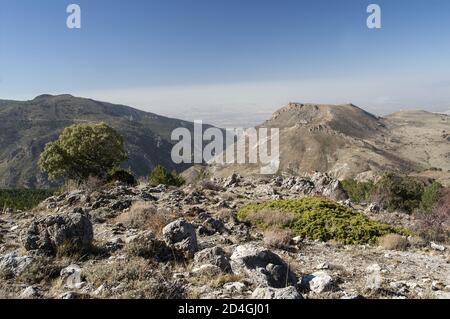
[0,94,202,188]
[210,103,450,184]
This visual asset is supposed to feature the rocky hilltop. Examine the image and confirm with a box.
[0,174,448,299]
[212,103,450,185]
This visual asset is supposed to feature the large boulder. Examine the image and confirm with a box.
[23,208,93,255]
[162,219,198,259]
[230,243,297,288]
[251,286,302,299]
[194,247,231,273]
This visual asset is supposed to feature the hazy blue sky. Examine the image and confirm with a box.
[1,0,450,126]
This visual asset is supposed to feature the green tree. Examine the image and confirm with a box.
[39,123,127,182]
[148,165,184,187]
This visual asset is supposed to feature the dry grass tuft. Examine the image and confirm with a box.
[263,229,293,249]
[378,234,409,251]
[244,208,296,228]
[216,209,237,223]
[83,258,185,299]
[115,201,179,235]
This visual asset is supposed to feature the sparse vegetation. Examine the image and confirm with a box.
[125,232,169,260]
[39,122,127,183]
[106,167,136,186]
[371,173,426,213]
[16,257,62,285]
[378,234,409,251]
[243,208,296,228]
[56,240,92,259]
[344,174,444,215]
[0,189,54,211]
[238,197,411,244]
[84,259,185,299]
[414,187,450,243]
[115,201,178,234]
[420,181,443,213]
[148,165,185,187]
[341,179,374,203]
[263,229,293,249]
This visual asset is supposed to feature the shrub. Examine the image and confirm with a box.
[39,122,127,183]
[341,179,374,203]
[125,232,169,260]
[378,234,409,251]
[415,187,450,243]
[420,181,443,213]
[371,173,425,213]
[115,202,178,234]
[238,197,410,245]
[107,167,136,186]
[148,165,184,187]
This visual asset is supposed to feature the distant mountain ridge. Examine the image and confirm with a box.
[1,97,449,188]
[0,94,208,188]
[210,103,450,186]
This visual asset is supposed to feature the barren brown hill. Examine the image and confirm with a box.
[210,103,450,185]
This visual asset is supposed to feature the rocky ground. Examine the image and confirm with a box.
[0,173,449,299]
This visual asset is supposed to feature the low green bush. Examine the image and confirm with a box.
[107,167,137,186]
[342,174,444,214]
[148,165,184,187]
[238,197,410,245]
[372,173,427,213]
[341,179,374,203]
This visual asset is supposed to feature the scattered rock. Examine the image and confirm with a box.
[430,242,446,252]
[20,286,43,299]
[58,291,86,299]
[126,231,171,261]
[230,243,297,288]
[0,252,34,277]
[223,173,241,188]
[303,271,334,293]
[194,247,231,273]
[292,236,303,245]
[198,217,225,236]
[162,219,198,259]
[365,203,381,213]
[192,264,223,277]
[60,264,85,289]
[251,286,302,299]
[365,264,383,291]
[23,208,93,256]
[223,282,246,293]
